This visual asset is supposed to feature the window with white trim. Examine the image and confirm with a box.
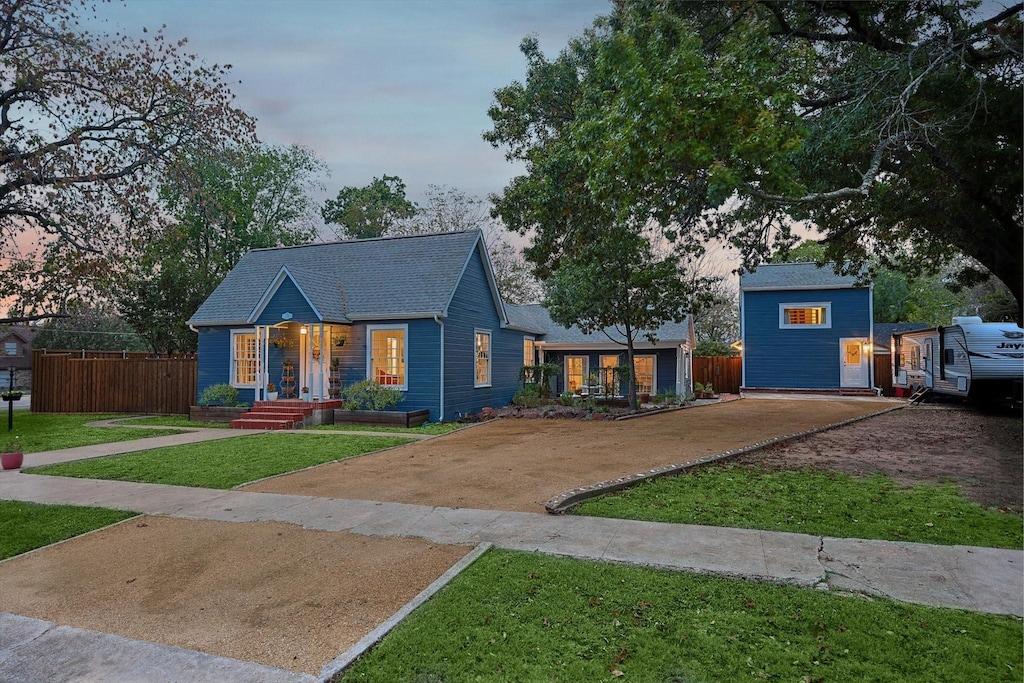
[231,330,257,387]
[633,355,656,394]
[368,326,407,389]
[565,356,588,393]
[599,355,620,395]
[779,302,831,329]
[475,330,492,387]
[4,341,17,356]
[523,338,536,367]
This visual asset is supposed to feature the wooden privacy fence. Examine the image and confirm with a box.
[692,356,742,394]
[874,354,894,397]
[32,350,197,414]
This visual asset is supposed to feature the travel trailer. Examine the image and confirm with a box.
[892,317,1024,401]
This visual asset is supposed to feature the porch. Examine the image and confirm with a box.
[249,322,355,403]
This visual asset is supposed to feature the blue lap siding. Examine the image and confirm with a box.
[443,248,525,420]
[742,288,871,389]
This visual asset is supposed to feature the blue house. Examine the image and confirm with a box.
[507,304,695,398]
[188,230,532,422]
[739,263,874,392]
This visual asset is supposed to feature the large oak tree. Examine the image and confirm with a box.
[0,0,253,255]
[487,1,1023,321]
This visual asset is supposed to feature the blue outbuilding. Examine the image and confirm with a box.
[188,230,534,422]
[739,262,874,393]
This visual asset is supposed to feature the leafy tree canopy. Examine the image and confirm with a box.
[0,0,252,255]
[322,175,417,240]
[488,1,1023,320]
[31,307,147,352]
[116,144,326,353]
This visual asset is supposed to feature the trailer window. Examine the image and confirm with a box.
[944,349,955,366]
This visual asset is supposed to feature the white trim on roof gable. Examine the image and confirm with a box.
[443,230,509,326]
[246,266,325,324]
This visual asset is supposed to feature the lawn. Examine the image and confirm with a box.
[574,465,1024,549]
[1,413,184,453]
[340,549,1023,682]
[25,433,413,489]
[0,500,136,560]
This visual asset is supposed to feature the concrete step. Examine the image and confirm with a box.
[229,418,295,430]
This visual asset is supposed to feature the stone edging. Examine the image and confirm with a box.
[317,542,493,682]
[544,404,905,514]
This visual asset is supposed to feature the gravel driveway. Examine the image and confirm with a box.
[247,397,894,511]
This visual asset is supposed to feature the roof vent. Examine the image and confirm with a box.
[951,316,983,325]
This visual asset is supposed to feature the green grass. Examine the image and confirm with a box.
[311,422,462,436]
[25,433,412,489]
[0,500,136,560]
[341,549,1023,682]
[1,412,184,452]
[113,415,231,429]
[574,465,1023,549]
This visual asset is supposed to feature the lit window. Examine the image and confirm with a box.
[475,331,491,387]
[565,356,588,393]
[633,356,656,394]
[600,355,620,395]
[4,342,17,356]
[779,303,831,329]
[232,331,257,386]
[523,338,536,367]
[369,327,406,389]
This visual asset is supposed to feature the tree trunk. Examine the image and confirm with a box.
[624,322,638,410]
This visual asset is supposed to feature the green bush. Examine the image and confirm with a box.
[198,384,241,407]
[559,391,575,406]
[342,380,404,411]
[513,383,545,408]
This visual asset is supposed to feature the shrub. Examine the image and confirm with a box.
[342,380,403,411]
[654,391,680,405]
[198,384,241,407]
[559,391,575,406]
[513,383,545,408]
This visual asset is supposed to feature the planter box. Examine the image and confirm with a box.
[189,405,248,423]
[333,408,430,428]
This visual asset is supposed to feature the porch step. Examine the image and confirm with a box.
[242,410,307,422]
[230,418,296,430]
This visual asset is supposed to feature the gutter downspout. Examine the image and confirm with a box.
[434,314,444,421]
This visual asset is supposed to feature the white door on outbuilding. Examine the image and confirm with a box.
[839,338,870,388]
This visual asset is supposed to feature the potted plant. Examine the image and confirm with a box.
[705,382,715,399]
[693,382,707,399]
[266,383,278,401]
[2,437,23,470]
[301,386,310,400]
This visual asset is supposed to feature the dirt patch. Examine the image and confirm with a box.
[0,516,470,675]
[734,406,1023,511]
[248,398,893,512]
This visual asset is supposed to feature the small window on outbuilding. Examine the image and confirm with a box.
[3,342,17,356]
[779,303,831,329]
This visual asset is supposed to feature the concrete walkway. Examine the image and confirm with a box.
[1,425,1021,681]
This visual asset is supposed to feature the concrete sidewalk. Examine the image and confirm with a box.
[2,470,1020,617]
[1,424,1021,682]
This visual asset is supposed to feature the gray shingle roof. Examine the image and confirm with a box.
[506,304,691,345]
[188,230,488,325]
[739,262,864,291]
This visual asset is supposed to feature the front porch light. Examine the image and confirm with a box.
[300,326,307,335]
